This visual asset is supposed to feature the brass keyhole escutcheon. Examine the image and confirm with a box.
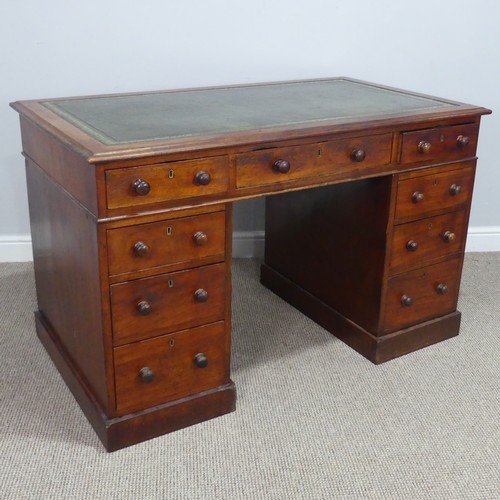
[166,227,172,236]
[170,339,175,347]
[167,279,174,287]
[168,169,174,179]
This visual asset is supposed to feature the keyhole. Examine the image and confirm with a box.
[317,148,322,157]
[166,227,172,236]
[169,339,175,347]
[168,169,174,179]
[167,279,174,287]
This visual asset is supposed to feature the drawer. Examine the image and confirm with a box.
[395,164,474,222]
[382,257,461,333]
[389,210,466,273]
[107,211,226,276]
[399,123,478,165]
[111,263,226,345]
[235,133,392,188]
[114,322,227,413]
[106,156,229,209]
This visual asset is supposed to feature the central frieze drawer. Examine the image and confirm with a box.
[235,133,392,188]
[114,322,227,414]
[111,263,226,345]
[382,257,461,333]
[107,211,226,276]
[106,156,229,209]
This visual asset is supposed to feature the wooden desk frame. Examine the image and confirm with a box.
[11,78,491,451]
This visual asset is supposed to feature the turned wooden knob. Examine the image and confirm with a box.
[401,294,414,307]
[436,283,449,295]
[457,135,470,148]
[418,141,432,154]
[442,230,456,243]
[194,171,211,185]
[406,240,419,252]
[412,191,425,204]
[132,178,151,196]
[449,184,463,196]
[273,159,291,173]
[136,300,151,315]
[193,231,208,246]
[194,288,209,303]
[133,241,150,257]
[350,149,366,162]
[194,353,208,368]
[139,367,154,383]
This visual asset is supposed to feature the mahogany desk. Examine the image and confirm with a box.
[11,78,491,451]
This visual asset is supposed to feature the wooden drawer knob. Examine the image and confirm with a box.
[139,367,155,383]
[136,300,152,315]
[194,353,208,368]
[350,149,366,162]
[412,191,425,203]
[401,294,414,307]
[406,240,419,251]
[132,178,151,196]
[449,184,463,196]
[193,231,208,246]
[133,241,150,257]
[194,288,209,303]
[134,241,149,257]
[436,283,449,295]
[442,231,456,243]
[457,135,470,148]
[418,141,432,154]
[194,171,211,185]
[273,159,291,174]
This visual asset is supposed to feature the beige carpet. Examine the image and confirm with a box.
[1,255,499,499]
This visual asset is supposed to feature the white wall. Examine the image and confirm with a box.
[1,0,499,260]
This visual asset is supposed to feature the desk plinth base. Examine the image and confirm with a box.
[34,311,236,452]
[261,264,461,364]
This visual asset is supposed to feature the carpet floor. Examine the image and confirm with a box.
[1,255,499,499]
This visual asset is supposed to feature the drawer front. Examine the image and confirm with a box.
[236,133,392,188]
[114,322,227,413]
[107,211,226,276]
[383,257,461,333]
[106,156,229,209]
[389,210,466,273]
[111,263,226,345]
[395,165,474,221]
[399,123,478,165]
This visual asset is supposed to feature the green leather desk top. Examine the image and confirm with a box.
[42,79,457,145]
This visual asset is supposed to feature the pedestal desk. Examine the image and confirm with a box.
[11,78,491,451]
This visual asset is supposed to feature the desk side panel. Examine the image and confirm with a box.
[26,160,109,411]
[20,116,98,215]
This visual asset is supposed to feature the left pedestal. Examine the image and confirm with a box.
[25,158,236,452]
